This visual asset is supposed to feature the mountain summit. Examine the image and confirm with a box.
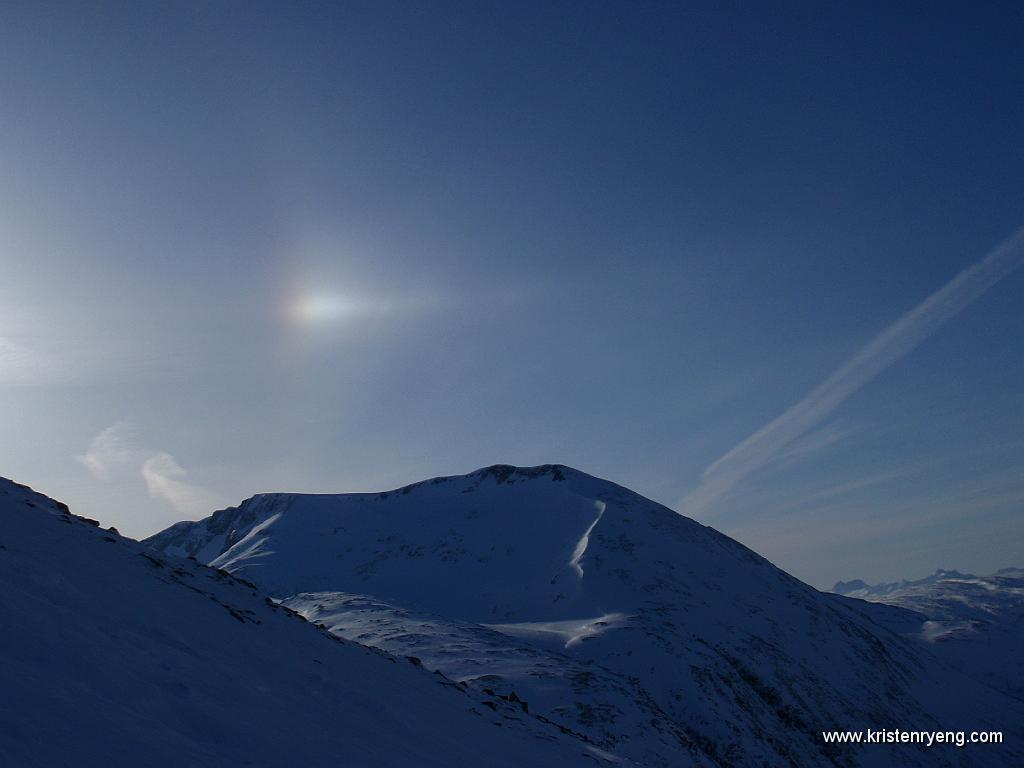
[147,464,1024,767]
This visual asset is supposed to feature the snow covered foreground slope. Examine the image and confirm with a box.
[148,465,1024,767]
[0,476,609,768]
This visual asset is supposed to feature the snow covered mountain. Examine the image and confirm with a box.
[147,464,1024,767]
[0,475,610,768]
[832,568,1024,703]
[833,568,1024,605]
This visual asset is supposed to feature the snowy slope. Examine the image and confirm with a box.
[148,464,1024,767]
[0,475,611,768]
[832,568,1024,702]
[280,590,701,767]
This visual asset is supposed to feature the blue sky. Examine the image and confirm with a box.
[1,1,1022,587]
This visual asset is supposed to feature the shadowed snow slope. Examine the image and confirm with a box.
[0,475,608,768]
[147,464,1024,767]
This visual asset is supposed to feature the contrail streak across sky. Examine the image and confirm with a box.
[679,224,1024,518]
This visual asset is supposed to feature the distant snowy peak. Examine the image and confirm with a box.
[830,566,1024,621]
[831,568,981,598]
[831,578,869,594]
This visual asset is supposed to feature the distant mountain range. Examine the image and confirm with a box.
[143,464,1024,767]
[832,567,1024,703]
[833,568,1024,600]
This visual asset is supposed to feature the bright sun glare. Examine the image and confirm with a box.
[287,292,394,326]
[291,294,358,324]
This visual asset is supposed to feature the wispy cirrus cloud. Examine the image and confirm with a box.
[78,422,222,518]
[0,336,57,385]
[766,420,858,471]
[141,453,222,519]
[76,421,142,480]
[679,224,1024,518]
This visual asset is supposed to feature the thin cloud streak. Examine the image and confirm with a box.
[679,224,1024,517]
[766,421,858,470]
